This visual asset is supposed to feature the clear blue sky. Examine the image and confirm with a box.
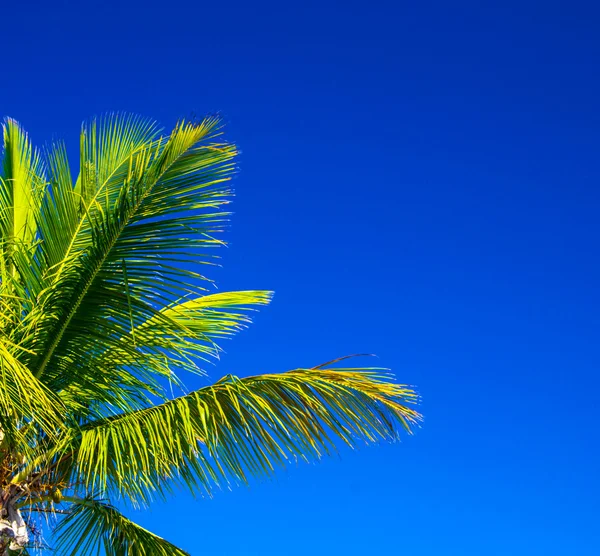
[4,1,599,554]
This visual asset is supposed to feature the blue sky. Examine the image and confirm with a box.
[4,1,600,554]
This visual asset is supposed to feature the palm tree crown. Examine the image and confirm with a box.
[0,114,420,554]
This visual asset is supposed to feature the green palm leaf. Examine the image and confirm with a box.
[1,118,45,247]
[54,497,189,556]
[0,337,66,446]
[72,363,420,506]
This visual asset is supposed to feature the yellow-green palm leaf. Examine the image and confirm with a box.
[54,497,190,556]
[72,363,419,506]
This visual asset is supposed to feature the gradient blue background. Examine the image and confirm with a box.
[3,1,599,554]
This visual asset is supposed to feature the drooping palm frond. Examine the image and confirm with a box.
[0,337,65,446]
[71,363,420,506]
[54,497,189,556]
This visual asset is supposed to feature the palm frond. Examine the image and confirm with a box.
[54,497,189,556]
[55,290,273,416]
[43,114,159,275]
[0,336,65,443]
[19,116,234,403]
[0,118,45,247]
[72,362,420,505]
[156,290,274,338]
[0,119,46,334]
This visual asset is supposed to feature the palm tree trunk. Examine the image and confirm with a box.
[0,502,28,554]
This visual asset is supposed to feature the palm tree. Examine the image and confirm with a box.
[0,114,420,554]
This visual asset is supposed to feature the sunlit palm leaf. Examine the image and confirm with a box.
[0,119,46,336]
[0,337,65,444]
[73,363,420,505]
[0,118,45,247]
[23,118,234,396]
[54,497,189,556]
[56,290,273,414]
